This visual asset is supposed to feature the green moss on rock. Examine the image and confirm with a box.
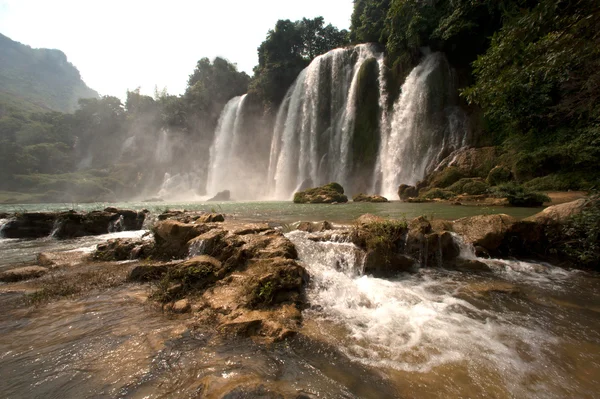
[293,182,348,204]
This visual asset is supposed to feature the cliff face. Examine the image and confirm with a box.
[0,33,98,113]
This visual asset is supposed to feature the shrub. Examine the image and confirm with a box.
[420,188,455,200]
[489,182,550,207]
[447,178,489,195]
[486,166,512,186]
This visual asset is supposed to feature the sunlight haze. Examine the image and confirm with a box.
[0,0,353,98]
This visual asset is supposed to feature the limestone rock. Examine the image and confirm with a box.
[0,266,48,282]
[453,214,517,252]
[153,220,214,259]
[195,213,225,223]
[525,198,588,224]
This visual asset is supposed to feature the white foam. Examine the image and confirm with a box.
[287,231,558,391]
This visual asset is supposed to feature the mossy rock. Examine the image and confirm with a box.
[489,183,550,207]
[447,178,489,195]
[427,166,465,188]
[353,193,388,203]
[293,182,348,204]
[420,188,455,200]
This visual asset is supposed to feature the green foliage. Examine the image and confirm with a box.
[420,188,455,200]
[428,166,465,188]
[548,197,600,268]
[256,281,275,304]
[489,183,550,207]
[250,18,349,107]
[486,166,512,186]
[447,178,489,195]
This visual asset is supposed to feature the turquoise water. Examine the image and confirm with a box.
[0,200,541,223]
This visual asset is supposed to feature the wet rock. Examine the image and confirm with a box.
[208,190,231,201]
[196,213,225,223]
[352,193,389,203]
[293,182,348,204]
[460,281,520,297]
[94,238,153,261]
[364,251,415,276]
[0,212,56,238]
[157,210,185,221]
[296,221,334,233]
[398,184,418,200]
[232,223,271,235]
[37,251,88,268]
[435,147,498,177]
[187,229,228,258]
[128,263,171,282]
[171,299,191,313]
[153,220,215,259]
[448,258,492,272]
[453,214,517,253]
[0,266,48,282]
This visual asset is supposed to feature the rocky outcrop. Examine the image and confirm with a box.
[153,220,216,259]
[125,219,308,341]
[94,238,154,261]
[0,212,56,238]
[398,184,418,201]
[352,193,389,203]
[0,209,147,239]
[0,266,48,282]
[293,182,348,204]
[525,198,588,224]
[208,190,231,202]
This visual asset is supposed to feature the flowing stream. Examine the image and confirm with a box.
[0,224,598,397]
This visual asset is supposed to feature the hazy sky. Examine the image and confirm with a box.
[0,0,354,98]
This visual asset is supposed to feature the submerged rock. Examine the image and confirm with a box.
[296,221,334,233]
[0,266,48,282]
[293,182,348,204]
[208,190,231,202]
[352,193,389,203]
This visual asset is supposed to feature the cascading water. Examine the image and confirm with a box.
[267,44,387,199]
[205,95,249,199]
[376,52,470,198]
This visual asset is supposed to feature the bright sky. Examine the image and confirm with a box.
[0,0,353,98]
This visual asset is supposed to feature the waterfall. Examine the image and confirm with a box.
[267,44,387,200]
[205,94,247,199]
[377,52,469,198]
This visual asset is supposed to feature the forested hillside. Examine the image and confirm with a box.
[0,33,98,113]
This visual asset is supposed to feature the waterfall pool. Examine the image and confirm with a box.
[0,200,541,225]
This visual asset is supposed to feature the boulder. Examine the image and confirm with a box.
[94,238,153,261]
[208,190,231,202]
[153,220,214,259]
[363,251,415,276]
[0,266,48,282]
[398,184,418,200]
[355,213,385,225]
[352,193,389,203]
[435,147,498,177]
[0,212,56,239]
[52,211,117,239]
[293,182,348,204]
[195,213,225,223]
[447,258,492,272]
[452,214,517,253]
[129,263,171,282]
[296,221,334,233]
[525,198,588,224]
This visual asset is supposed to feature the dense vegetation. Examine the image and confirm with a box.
[350,0,600,190]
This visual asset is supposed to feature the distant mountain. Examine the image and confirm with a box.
[0,33,99,113]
